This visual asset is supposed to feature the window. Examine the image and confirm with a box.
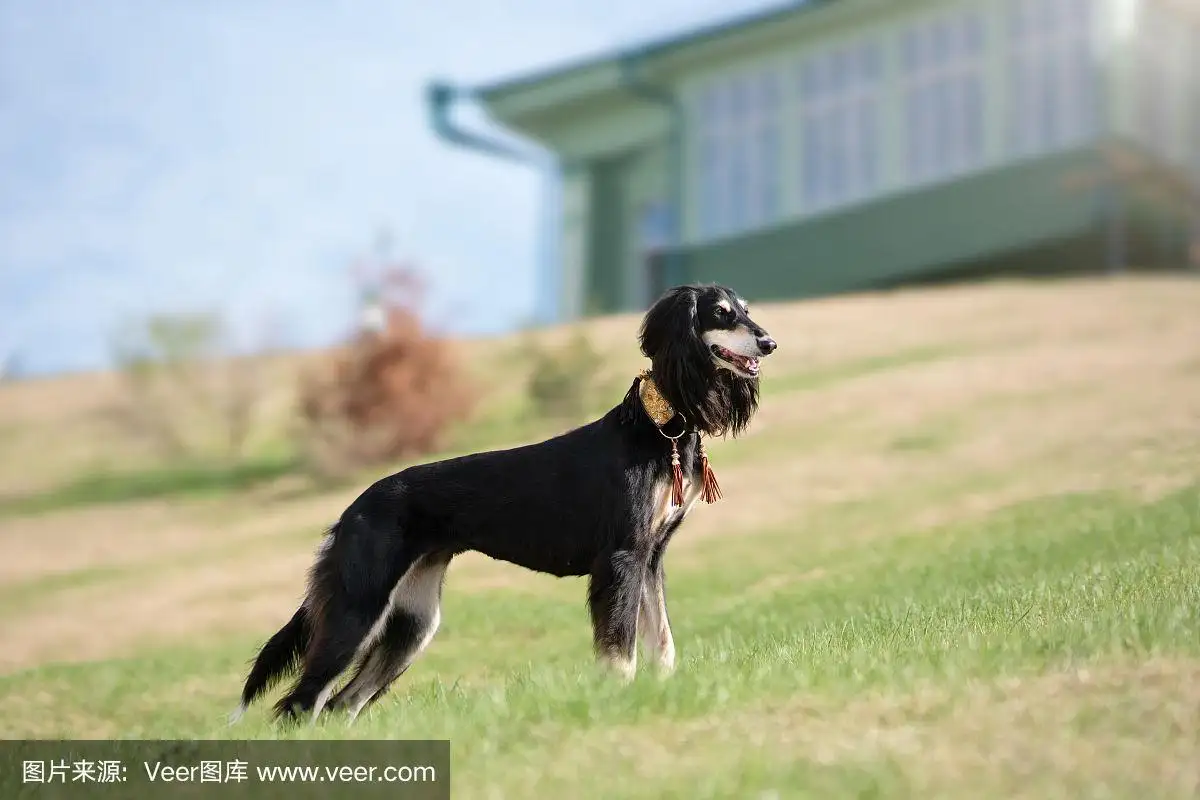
[695,67,783,240]
[1132,4,1193,168]
[637,201,674,254]
[1192,47,1200,181]
[1006,0,1097,158]
[1134,5,1168,157]
[902,9,987,184]
[797,38,884,213]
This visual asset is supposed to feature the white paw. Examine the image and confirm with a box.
[600,653,637,682]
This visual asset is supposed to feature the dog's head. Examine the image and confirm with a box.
[638,284,776,437]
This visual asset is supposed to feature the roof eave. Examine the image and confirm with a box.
[476,1,839,128]
[479,60,626,130]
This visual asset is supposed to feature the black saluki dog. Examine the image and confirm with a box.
[233,284,776,724]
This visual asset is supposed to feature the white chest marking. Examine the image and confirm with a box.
[651,475,704,535]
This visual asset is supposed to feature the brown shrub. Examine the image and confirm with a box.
[295,304,473,481]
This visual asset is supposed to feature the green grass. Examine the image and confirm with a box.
[4,279,1199,796]
[3,485,1197,798]
[0,454,300,518]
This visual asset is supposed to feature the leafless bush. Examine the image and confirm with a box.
[106,312,269,463]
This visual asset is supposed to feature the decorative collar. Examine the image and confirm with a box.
[637,369,677,429]
[636,369,723,507]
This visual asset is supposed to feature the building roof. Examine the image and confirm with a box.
[475,1,837,105]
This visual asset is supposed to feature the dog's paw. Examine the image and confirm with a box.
[656,641,676,677]
[598,653,637,683]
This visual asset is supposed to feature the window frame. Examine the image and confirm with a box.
[1005,0,1098,159]
[796,36,886,215]
[900,7,988,186]
[693,66,785,241]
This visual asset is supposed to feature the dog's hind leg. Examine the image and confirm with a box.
[273,601,380,725]
[274,524,417,724]
[340,609,429,723]
[330,552,450,723]
[588,548,648,681]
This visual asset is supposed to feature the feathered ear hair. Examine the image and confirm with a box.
[639,285,759,437]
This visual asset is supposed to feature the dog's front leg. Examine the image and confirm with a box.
[639,559,676,676]
[588,548,646,682]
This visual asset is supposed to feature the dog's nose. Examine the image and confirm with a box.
[757,337,777,355]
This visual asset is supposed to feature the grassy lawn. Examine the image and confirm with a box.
[3,486,1197,797]
[1,277,1198,798]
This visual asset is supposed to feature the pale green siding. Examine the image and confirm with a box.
[571,142,672,315]
[536,100,668,162]
[586,156,626,313]
[558,166,590,320]
[620,143,670,309]
[468,0,1197,319]
[675,0,1113,246]
[675,0,944,242]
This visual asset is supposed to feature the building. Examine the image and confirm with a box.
[429,0,1200,321]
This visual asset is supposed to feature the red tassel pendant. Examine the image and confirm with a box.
[700,440,722,504]
[670,439,685,507]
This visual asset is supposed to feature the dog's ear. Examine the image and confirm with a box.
[639,285,698,360]
[639,285,716,427]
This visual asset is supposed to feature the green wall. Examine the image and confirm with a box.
[676,149,1106,300]
[585,155,628,314]
[581,143,672,315]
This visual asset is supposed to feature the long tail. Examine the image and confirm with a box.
[230,604,310,724]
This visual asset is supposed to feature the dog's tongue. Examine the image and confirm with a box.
[736,354,760,373]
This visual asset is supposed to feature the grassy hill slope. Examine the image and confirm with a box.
[1,276,1198,798]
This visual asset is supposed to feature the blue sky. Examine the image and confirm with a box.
[0,0,773,376]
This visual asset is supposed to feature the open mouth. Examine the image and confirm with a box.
[710,344,760,377]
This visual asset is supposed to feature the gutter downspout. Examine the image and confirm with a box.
[426,80,539,163]
[618,53,686,298]
[425,80,561,324]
